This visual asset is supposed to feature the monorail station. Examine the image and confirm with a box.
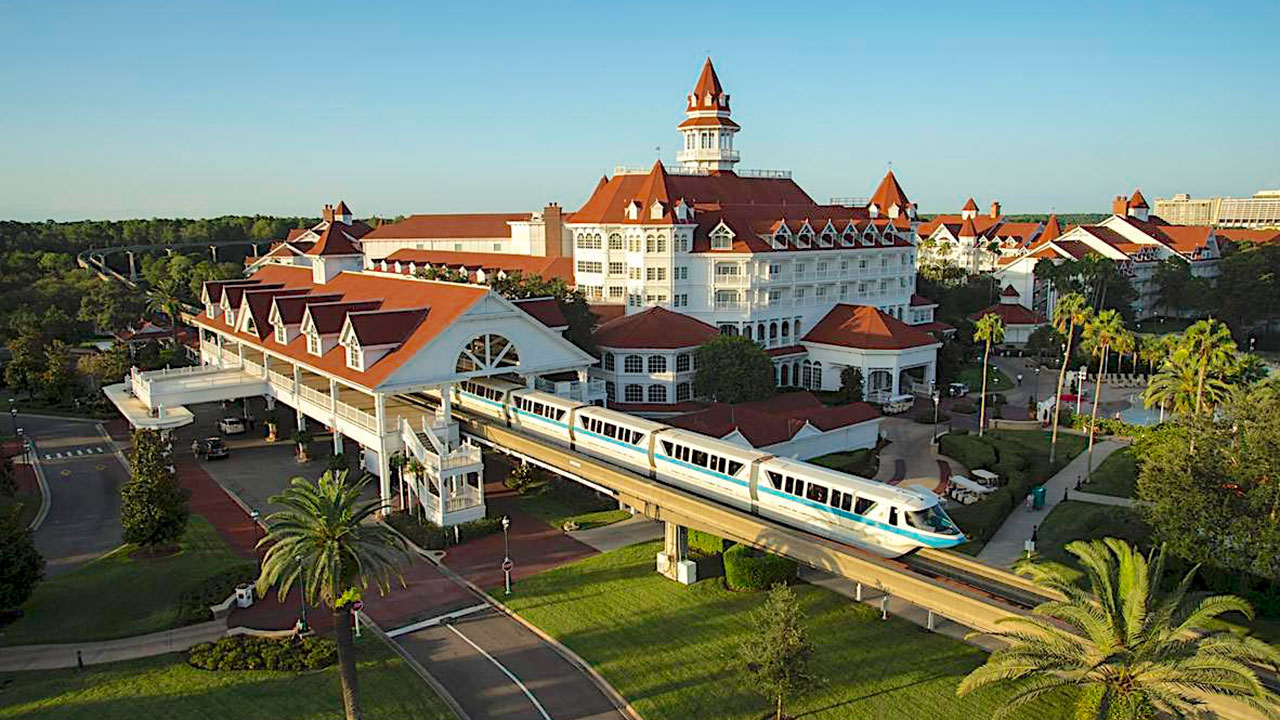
[104,226,601,527]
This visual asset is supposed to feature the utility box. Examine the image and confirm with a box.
[1031,485,1046,510]
[235,583,255,609]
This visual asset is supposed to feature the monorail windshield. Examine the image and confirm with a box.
[906,505,961,535]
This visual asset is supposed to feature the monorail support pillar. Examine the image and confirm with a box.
[656,521,696,585]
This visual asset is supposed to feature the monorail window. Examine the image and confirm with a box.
[784,476,794,494]
[840,493,852,512]
[888,507,899,526]
[829,489,842,508]
[692,449,708,467]
[766,471,783,490]
[794,479,805,497]
[806,484,828,504]
[726,460,743,476]
[854,496,875,515]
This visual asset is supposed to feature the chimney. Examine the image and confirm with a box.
[1112,196,1128,216]
[990,201,1001,219]
[322,203,334,223]
[542,203,566,258]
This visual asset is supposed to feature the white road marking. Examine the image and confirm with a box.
[43,454,52,460]
[76,449,85,455]
[444,621,553,720]
[94,447,104,453]
[387,604,489,638]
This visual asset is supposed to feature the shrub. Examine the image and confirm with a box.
[723,544,797,591]
[912,410,950,424]
[187,634,336,671]
[939,434,997,470]
[951,400,977,415]
[808,448,878,477]
[176,563,258,624]
[385,511,502,550]
[689,529,728,556]
[946,487,1017,545]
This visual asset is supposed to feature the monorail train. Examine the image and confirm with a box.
[445,377,965,557]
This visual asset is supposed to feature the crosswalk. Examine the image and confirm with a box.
[40,446,110,460]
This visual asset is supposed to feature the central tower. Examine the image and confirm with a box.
[676,58,740,173]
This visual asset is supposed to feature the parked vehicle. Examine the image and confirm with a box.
[201,437,230,460]
[947,382,970,397]
[218,416,246,435]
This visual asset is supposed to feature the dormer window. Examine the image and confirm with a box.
[796,232,812,249]
[842,232,855,247]
[346,342,363,371]
[772,234,787,249]
[626,200,641,221]
[225,308,236,326]
[650,201,666,220]
[205,303,215,318]
[306,330,321,356]
[274,323,287,344]
[709,224,734,251]
[819,232,834,247]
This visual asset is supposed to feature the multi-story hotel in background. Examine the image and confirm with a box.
[1155,190,1280,229]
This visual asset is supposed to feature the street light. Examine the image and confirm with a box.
[249,509,262,563]
[931,391,941,445]
[1034,366,1041,404]
[500,515,513,595]
[8,398,15,437]
[295,554,309,633]
[16,428,25,463]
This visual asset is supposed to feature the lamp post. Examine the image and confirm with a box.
[249,509,261,563]
[1034,366,1041,404]
[501,515,513,595]
[931,391,941,445]
[295,554,308,633]
[8,398,16,437]
[16,428,25,463]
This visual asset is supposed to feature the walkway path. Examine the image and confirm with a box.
[977,439,1126,568]
[1067,490,1138,508]
[0,620,227,672]
[874,417,960,494]
[572,514,662,552]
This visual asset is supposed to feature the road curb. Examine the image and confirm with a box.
[381,519,644,720]
[24,453,51,533]
[360,613,472,720]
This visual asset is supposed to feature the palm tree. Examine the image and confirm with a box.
[1181,319,1237,415]
[1138,334,1166,377]
[959,539,1280,720]
[1144,349,1229,423]
[146,278,186,349]
[257,471,409,720]
[1049,293,1092,464]
[1082,310,1129,477]
[973,313,1006,437]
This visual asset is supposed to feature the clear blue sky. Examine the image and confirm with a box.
[3,0,1277,221]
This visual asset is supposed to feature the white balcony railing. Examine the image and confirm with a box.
[268,369,292,391]
[714,300,746,310]
[535,378,607,403]
[445,485,484,513]
[297,384,329,409]
[713,273,749,287]
[335,400,378,433]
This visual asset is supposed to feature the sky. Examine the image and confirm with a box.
[2,0,1278,221]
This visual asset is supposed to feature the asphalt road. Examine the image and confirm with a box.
[21,414,128,576]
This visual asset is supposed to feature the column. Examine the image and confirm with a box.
[125,251,137,281]
[329,379,341,453]
[891,359,901,396]
[376,436,393,516]
[209,245,219,262]
[657,522,696,585]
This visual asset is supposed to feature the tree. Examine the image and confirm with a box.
[693,335,775,404]
[1049,294,1090,461]
[1143,349,1221,423]
[972,313,1005,437]
[257,471,409,720]
[740,584,818,720]
[1153,257,1198,316]
[489,271,595,353]
[1137,384,1280,580]
[146,278,186,347]
[77,279,145,334]
[838,366,864,403]
[77,345,132,391]
[1023,324,1062,361]
[1081,310,1130,475]
[120,429,190,548]
[0,507,44,610]
[1180,319,1238,415]
[40,339,74,403]
[960,539,1280,719]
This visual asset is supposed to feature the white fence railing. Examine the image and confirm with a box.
[268,369,292,391]
[297,384,329,409]
[335,400,378,433]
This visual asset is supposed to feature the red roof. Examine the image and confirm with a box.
[909,294,937,307]
[969,302,1046,326]
[379,249,572,283]
[1129,188,1149,209]
[868,170,911,214]
[363,213,529,240]
[306,222,362,256]
[592,306,717,350]
[272,293,343,325]
[348,307,429,347]
[192,265,490,388]
[668,392,879,448]
[1040,214,1061,242]
[958,216,979,238]
[334,200,352,216]
[1215,228,1280,245]
[689,57,729,112]
[677,115,741,130]
[962,197,979,212]
[115,320,172,342]
[306,300,383,334]
[1000,284,1020,298]
[588,304,626,327]
[512,297,567,330]
[802,304,940,351]
[765,344,807,358]
[240,287,312,338]
[204,278,264,304]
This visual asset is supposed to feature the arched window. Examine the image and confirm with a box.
[769,322,778,340]
[794,320,802,338]
[455,334,519,374]
[802,360,812,389]
[781,321,790,338]
[608,233,623,250]
[810,361,822,390]
[757,322,765,341]
[648,385,667,403]
[676,353,691,373]
[624,355,643,374]
[648,355,667,373]
[624,384,643,402]
[676,382,692,402]
[603,352,614,371]
[781,364,790,386]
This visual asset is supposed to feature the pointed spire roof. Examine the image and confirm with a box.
[307,222,361,256]
[1129,188,1149,209]
[962,197,979,212]
[1001,284,1020,297]
[959,215,979,238]
[1040,214,1061,242]
[690,57,729,111]
[869,170,910,213]
[333,200,351,218]
[634,161,672,221]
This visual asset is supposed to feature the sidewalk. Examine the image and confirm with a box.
[572,514,662,552]
[0,620,226,671]
[976,440,1125,568]
[1067,490,1138,508]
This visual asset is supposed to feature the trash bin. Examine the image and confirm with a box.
[1031,485,1046,510]
[235,583,255,609]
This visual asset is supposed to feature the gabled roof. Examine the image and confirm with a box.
[962,197,979,212]
[1129,188,1149,209]
[204,279,263,305]
[1000,284,1020,298]
[667,392,879,448]
[802,304,940,351]
[592,306,717,350]
[224,282,283,308]
[272,293,344,325]
[240,287,312,338]
[304,300,384,335]
[970,302,1047,326]
[333,200,352,216]
[363,212,530,240]
[306,222,362,256]
[378,249,572,283]
[347,307,429,348]
[868,170,911,213]
[512,297,567,330]
[958,216,979,238]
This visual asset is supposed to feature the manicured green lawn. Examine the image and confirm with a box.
[0,516,246,646]
[1033,501,1150,573]
[0,637,453,720]
[1081,447,1137,497]
[511,480,629,531]
[956,364,1014,392]
[499,541,1072,720]
[0,491,39,530]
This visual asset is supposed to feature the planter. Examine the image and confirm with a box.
[296,445,310,463]
[265,423,277,443]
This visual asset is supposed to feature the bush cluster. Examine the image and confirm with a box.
[942,434,1047,546]
[939,434,997,470]
[1069,413,1150,441]
[723,544,797,591]
[176,563,258,624]
[386,511,502,550]
[187,634,336,671]
[951,400,977,415]
[911,410,950,425]
[688,529,728,556]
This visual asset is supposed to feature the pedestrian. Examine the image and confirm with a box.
[1016,373,1023,386]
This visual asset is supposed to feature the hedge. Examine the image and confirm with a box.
[187,635,336,671]
[688,529,728,556]
[176,563,258,624]
[386,511,503,550]
[939,434,997,470]
[723,544,797,591]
